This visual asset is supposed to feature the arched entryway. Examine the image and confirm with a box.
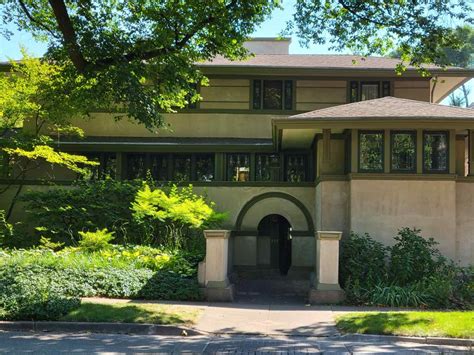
[257,214,292,275]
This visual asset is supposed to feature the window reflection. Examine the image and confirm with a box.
[227,154,250,181]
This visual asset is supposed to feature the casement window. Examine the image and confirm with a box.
[423,131,449,173]
[126,153,215,181]
[256,154,280,181]
[285,154,307,182]
[359,131,384,172]
[195,154,215,182]
[391,131,416,173]
[350,81,391,102]
[253,79,293,110]
[83,152,117,180]
[226,153,250,181]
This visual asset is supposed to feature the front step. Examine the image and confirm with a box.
[231,267,312,299]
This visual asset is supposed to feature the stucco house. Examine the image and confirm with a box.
[2,38,474,301]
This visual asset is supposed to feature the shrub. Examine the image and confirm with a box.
[20,179,141,246]
[0,210,13,247]
[389,227,446,286]
[340,232,388,289]
[131,183,226,249]
[78,228,114,252]
[0,264,80,320]
[369,283,427,308]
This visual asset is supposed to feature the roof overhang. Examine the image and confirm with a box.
[273,118,474,150]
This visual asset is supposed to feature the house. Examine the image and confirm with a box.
[1,38,474,299]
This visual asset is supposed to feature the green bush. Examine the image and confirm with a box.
[0,264,80,320]
[20,180,141,246]
[389,227,446,286]
[340,232,388,289]
[78,228,114,252]
[341,228,473,309]
[0,210,13,247]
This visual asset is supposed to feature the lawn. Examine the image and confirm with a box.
[60,299,203,326]
[336,311,474,339]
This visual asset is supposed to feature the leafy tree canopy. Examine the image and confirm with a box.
[0,0,277,129]
[287,0,473,73]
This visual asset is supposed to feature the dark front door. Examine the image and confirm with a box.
[258,214,292,275]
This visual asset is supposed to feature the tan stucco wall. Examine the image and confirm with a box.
[295,80,346,111]
[349,179,464,263]
[455,182,474,266]
[316,138,346,176]
[68,112,274,138]
[316,181,350,235]
[393,80,430,102]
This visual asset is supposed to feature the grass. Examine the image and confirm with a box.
[336,311,474,339]
[60,299,203,326]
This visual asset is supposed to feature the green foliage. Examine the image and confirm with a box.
[389,228,446,286]
[0,246,203,306]
[287,1,472,72]
[342,228,473,309]
[132,183,226,248]
[340,232,388,289]
[0,1,277,129]
[78,228,114,252]
[0,210,13,246]
[20,179,141,247]
[0,263,80,320]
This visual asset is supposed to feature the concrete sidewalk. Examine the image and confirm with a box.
[196,303,339,336]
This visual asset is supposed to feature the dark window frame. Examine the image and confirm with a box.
[349,80,391,102]
[390,130,417,173]
[358,130,385,173]
[284,153,309,182]
[422,130,450,174]
[225,153,251,182]
[252,79,294,111]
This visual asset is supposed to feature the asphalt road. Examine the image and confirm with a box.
[0,331,471,354]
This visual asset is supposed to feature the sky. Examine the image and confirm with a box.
[0,0,472,105]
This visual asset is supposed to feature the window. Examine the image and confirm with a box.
[150,154,168,181]
[423,132,449,173]
[361,82,379,101]
[195,154,214,182]
[173,155,192,181]
[227,154,250,181]
[127,153,146,180]
[125,153,215,181]
[391,131,416,172]
[256,154,280,181]
[359,131,384,172]
[83,152,116,180]
[253,79,293,110]
[350,81,391,102]
[285,154,307,182]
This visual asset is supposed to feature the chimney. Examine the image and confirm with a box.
[243,37,291,55]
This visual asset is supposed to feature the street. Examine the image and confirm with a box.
[0,331,471,354]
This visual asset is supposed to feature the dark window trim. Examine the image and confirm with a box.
[251,79,294,111]
[360,81,381,101]
[422,130,450,174]
[358,130,385,173]
[348,80,392,103]
[390,130,417,174]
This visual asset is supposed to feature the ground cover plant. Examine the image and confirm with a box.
[336,311,474,339]
[340,228,473,309]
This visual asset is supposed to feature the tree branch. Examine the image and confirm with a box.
[47,0,89,72]
[17,0,59,39]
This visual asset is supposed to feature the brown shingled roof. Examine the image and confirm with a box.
[199,54,454,71]
[288,97,474,121]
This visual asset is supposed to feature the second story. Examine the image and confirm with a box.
[65,38,474,140]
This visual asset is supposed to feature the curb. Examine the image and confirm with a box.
[0,321,204,336]
[339,333,473,347]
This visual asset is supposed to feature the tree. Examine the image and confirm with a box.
[0,54,98,219]
[0,0,277,130]
[287,0,473,72]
